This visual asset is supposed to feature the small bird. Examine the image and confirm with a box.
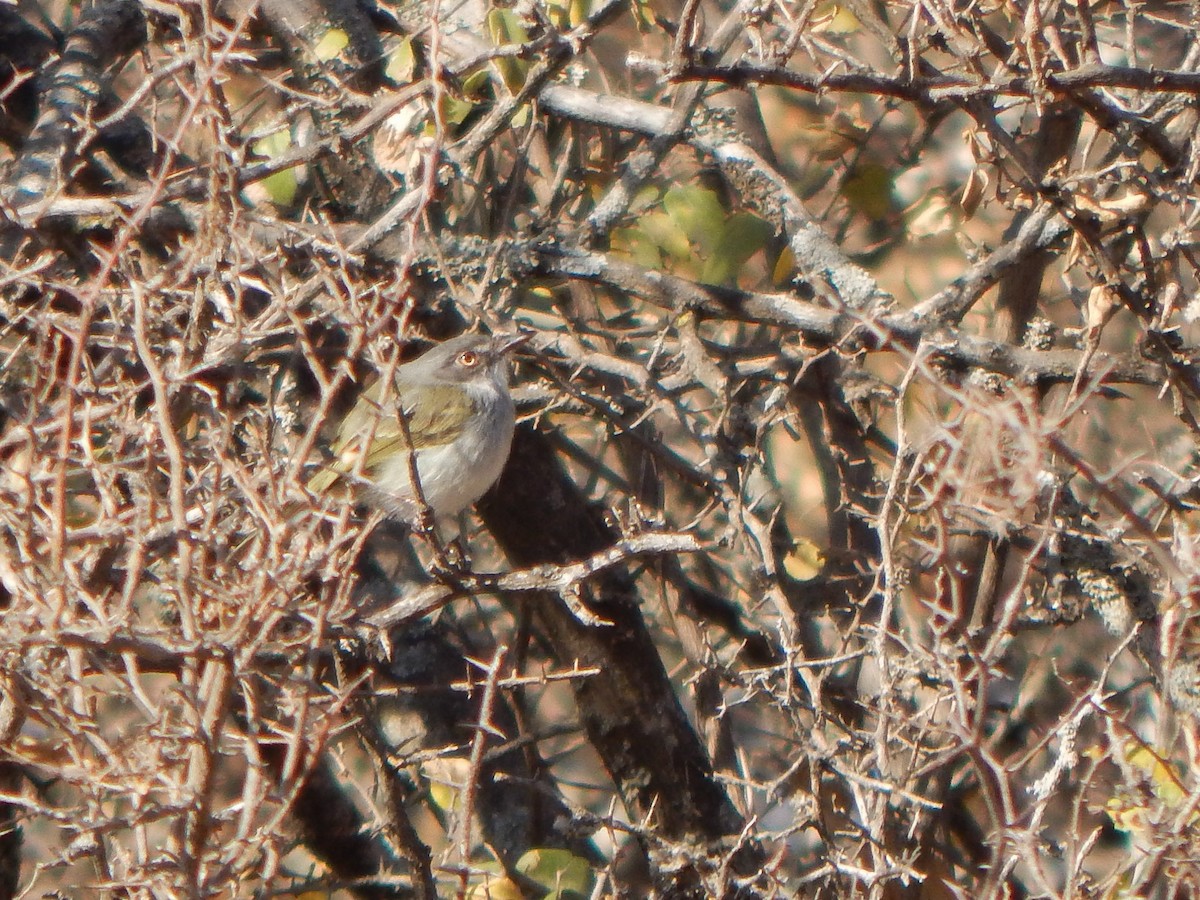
[308,332,529,526]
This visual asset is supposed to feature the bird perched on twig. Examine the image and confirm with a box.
[308,331,530,528]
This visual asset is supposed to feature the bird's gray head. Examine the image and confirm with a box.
[403,332,529,387]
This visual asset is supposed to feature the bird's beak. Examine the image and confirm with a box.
[492,330,533,355]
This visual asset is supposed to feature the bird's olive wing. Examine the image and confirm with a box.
[308,382,473,494]
[394,381,475,449]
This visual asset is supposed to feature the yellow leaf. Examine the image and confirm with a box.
[425,757,471,813]
[429,780,458,813]
[466,875,524,899]
[783,539,824,580]
[1105,794,1149,835]
[772,245,796,285]
[385,38,417,84]
[1125,744,1187,806]
[812,4,861,34]
[313,28,349,62]
[630,0,655,31]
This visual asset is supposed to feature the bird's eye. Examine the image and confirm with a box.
[457,350,480,368]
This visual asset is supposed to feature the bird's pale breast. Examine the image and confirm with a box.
[369,380,515,523]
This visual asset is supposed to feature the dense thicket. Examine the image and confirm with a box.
[2,1,1200,897]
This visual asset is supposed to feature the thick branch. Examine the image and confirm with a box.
[478,428,765,896]
[4,0,146,219]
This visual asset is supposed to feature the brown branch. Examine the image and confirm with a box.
[672,60,1200,104]
[364,531,703,629]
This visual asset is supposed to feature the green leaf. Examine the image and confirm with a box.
[253,129,290,158]
[487,7,530,43]
[252,130,298,206]
[461,69,492,98]
[638,210,692,260]
[611,226,663,269]
[487,10,530,92]
[842,163,893,220]
[441,95,477,127]
[700,212,773,285]
[515,848,593,898]
[629,184,661,213]
[261,169,298,207]
[663,185,726,255]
